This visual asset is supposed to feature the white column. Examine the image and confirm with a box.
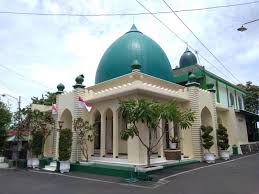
[100,111,106,157]
[158,120,164,158]
[88,115,95,157]
[72,88,85,162]
[113,110,119,158]
[55,130,60,159]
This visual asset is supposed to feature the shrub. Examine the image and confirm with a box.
[59,128,72,161]
[32,130,44,157]
[201,125,214,152]
[217,124,230,150]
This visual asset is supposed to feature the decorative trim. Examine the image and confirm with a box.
[235,90,238,109]
[200,76,207,89]
[186,82,200,87]
[226,85,229,107]
[216,80,220,103]
[205,71,246,94]
[73,84,85,89]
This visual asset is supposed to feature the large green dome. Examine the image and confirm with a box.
[95,24,174,84]
[179,48,197,68]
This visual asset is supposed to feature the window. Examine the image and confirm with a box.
[230,93,235,107]
[238,96,243,110]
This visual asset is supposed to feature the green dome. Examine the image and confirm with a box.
[57,83,65,92]
[179,48,197,68]
[95,24,174,84]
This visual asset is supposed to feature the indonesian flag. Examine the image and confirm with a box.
[78,97,92,112]
[52,104,58,115]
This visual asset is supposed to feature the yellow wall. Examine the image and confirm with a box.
[217,108,249,154]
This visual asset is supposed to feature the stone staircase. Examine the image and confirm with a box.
[0,157,9,169]
[43,161,57,172]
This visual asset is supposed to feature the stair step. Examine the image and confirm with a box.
[43,166,56,172]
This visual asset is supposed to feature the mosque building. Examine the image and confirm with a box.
[35,24,258,166]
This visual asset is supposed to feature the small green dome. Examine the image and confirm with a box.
[131,59,141,70]
[179,48,197,68]
[95,24,174,84]
[57,83,65,92]
[75,74,84,85]
[188,73,197,83]
[207,83,215,89]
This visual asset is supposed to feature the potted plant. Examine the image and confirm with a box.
[217,124,230,160]
[58,128,72,173]
[31,130,44,168]
[169,136,180,149]
[201,125,215,163]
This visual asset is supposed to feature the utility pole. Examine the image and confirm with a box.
[17,96,21,168]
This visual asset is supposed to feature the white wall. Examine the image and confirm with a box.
[206,75,244,110]
[227,87,244,110]
[236,92,244,110]
[218,82,228,107]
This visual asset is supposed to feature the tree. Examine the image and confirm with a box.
[32,130,44,157]
[201,125,214,152]
[59,128,72,161]
[0,100,12,131]
[0,101,12,156]
[31,91,56,106]
[119,98,194,167]
[73,118,95,162]
[15,108,54,158]
[0,128,7,156]
[217,124,229,150]
[237,81,259,114]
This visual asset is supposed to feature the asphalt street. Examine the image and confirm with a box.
[0,153,258,194]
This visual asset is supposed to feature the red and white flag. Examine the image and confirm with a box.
[52,104,58,115]
[78,97,92,112]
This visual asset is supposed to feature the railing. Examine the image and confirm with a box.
[240,142,259,154]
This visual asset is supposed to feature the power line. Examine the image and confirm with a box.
[0,64,53,91]
[135,0,237,83]
[0,1,258,17]
[243,18,259,25]
[0,79,31,104]
[162,0,243,84]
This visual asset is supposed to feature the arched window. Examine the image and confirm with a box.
[230,93,235,107]
[238,96,243,110]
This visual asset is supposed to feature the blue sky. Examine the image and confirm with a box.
[0,0,258,109]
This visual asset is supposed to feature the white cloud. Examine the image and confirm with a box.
[1,0,259,108]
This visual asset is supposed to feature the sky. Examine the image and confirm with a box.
[0,0,258,110]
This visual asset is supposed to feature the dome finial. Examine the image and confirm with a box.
[56,83,65,94]
[130,24,138,32]
[184,42,189,51]
[73,74,85,89]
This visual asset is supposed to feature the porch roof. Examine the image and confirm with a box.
[238,110,259,121]
[85,70,189,103]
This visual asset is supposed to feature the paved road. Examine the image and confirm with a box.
[0,154,259,194]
